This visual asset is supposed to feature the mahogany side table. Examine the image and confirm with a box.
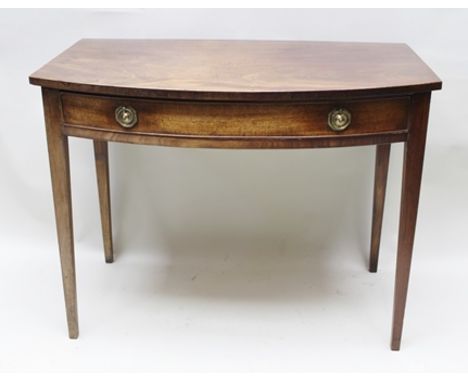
[29,39,442,350]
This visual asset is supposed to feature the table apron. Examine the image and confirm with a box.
[60,91,410,148]
[62,124,407,149]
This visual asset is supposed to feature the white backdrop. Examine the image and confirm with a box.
[0,9,467,371]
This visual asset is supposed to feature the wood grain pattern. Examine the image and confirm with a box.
[369,144,391,273]
[391,92,431,351]
[63,125,408,149]
[61,93,409,139]
[93,140,113,263]
[42,88,79,339]
[29,39,442,101]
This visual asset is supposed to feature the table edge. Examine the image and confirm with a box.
[29,77,442,102]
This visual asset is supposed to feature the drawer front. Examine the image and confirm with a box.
[61,93,409,137]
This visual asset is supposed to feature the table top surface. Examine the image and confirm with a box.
[30,39,442,102]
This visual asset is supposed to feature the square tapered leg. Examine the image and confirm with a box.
[43,88,79,339]
[391,93,431,351]
[369,144,391,273]
[93,140,114,263]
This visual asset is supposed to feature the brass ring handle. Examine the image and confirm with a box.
[328,108,351,132]
[115,106,138,128]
